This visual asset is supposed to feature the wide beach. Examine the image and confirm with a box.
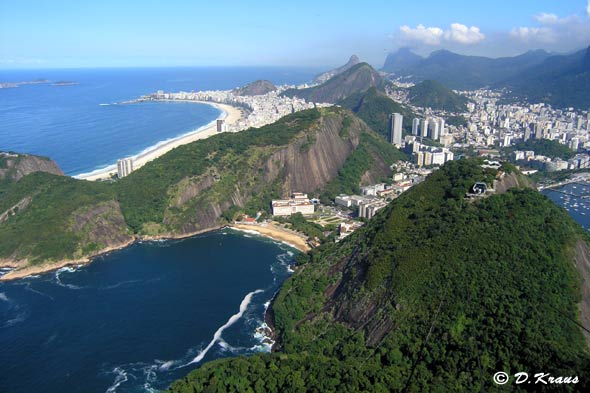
[76,101,244,181]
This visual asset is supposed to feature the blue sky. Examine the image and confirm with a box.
[1,0,588,68]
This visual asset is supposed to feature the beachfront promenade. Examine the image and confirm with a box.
[77,87,331,182]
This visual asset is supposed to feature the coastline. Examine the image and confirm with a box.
[0,223,309,281]
[75,101,244,181]
[229,223,311,252]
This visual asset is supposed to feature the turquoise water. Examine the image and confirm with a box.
[0,229,296,393]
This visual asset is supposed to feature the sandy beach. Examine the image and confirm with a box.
[76,101,244,181]
[0,223,307,281]
[230,223,311,252]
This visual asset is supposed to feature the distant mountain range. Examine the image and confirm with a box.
[383,48,551,89]
[382,46,590,109]
[502,47,590,109]
[283,62,386,104]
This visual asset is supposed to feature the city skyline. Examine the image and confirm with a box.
[1,0,589,69]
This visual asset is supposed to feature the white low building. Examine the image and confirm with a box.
[271,193,315,216]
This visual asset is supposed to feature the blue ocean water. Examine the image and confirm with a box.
[0,229,296,393]
[0,67,318,175]
[542,182,590,230]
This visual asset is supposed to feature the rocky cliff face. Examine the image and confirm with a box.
[163,111,382,234]
[0,108,401,272]
[70,201,134,257]
[0,153,64,182]
[263,115,361,194]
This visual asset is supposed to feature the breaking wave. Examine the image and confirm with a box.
[182,289,264,367]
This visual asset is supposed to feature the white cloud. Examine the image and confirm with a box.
[399,24,444,45]
[399,23,485,46]
[510,11,587,47]
[509,27,556,43]
[444,23,486,44]
[587,0,590,16]
[533,13,559,24]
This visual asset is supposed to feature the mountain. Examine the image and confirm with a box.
[382,48,551,89]
[314,55,361,84]
[382,47,422,73]
[0,108,404,276]
[232,80,277,96]
[170,158,590,392]
[282,63,386,103]
[407,80,469,112]
[503,47,590,109]
[339,87,415,139]
[0,152,63,195]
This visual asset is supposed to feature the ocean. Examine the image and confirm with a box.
[542,181,590,230]
[0,67,317,392]
[0,229,295,393]
[0,67,319,176]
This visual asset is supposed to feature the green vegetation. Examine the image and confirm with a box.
[275,213,325,242]
[339,87,415,140]
[170,158,590,392]
[320,132,406,202]
[407,80,469,112]
[445,115,468,127]
[507,139,575,160]
[116,109,322,232]
[1,107,404,266]
[0,173,116,262]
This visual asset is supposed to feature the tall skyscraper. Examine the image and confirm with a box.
[524,127,531,141]
[412,118,420,136]
[389,113,403,147]
[420,118,429,138]
[439,118,445,136]
[117,158,134,178]
[431,121,440,140]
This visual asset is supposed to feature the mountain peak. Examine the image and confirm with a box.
[347,55,360,64]
[382,48,423,73]
[314,55,362,84]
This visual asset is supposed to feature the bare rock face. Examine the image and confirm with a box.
[70,200,133,254]
[0,152,64,182]
[263,115,361,195]
[164,110,381,235]
[493,172,531,194]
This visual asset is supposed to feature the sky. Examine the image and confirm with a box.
[0,0,589,69]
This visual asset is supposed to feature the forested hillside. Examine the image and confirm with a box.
[170,159,590,392]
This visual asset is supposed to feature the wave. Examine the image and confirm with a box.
[106,367,128,393]
[181,289,264,367]
[55,267,83,290]
[100,279,142,290]
[2,310,28,328]
[0,292,8,302]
